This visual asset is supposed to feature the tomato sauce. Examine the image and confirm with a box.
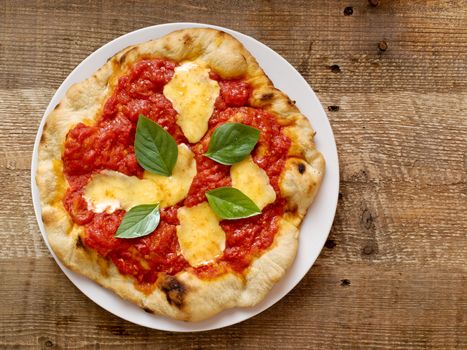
[62,58,290,283]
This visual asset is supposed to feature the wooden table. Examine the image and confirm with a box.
[1,1,466,348]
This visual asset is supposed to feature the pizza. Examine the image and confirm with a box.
[36,28,325,321]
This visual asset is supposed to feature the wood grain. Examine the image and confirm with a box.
[0,0,466,349]
[0,258,465,349]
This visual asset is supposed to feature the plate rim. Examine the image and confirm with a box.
[31,22,339,332]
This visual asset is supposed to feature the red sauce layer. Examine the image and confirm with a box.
[62,58,290,284]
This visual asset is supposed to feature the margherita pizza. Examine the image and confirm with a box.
[36,28,325,321]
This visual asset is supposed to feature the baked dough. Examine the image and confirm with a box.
[36,28,325,321]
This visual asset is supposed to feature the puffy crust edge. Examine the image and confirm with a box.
[36,28,325,321]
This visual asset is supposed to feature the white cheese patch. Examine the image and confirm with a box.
[176,202,226,267]
[83,144,196,213]
[163,62,220,143]
[231,156,276,210]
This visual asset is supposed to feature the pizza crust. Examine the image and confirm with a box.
[36,28,325,321]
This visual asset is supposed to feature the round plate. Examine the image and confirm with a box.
[31,23,339,331]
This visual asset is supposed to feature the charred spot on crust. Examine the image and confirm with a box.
[41,213,50,226]
[118,47,137,65]
[297,163,306,174]
[119,52,128,65]
[142,307,154,314]
[97,256,110,277]
[309,180,316,190]
[260,93,274,101]
[40,130,47,144]
[183,34,193,45]
[53,103,61,110]
[285,202,299,216]
[76,235,85,249]
[159,275,186,308]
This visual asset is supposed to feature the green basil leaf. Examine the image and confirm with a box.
[205,187,261,220]
[115,204,160,239]
[135,114,178,176]
[205,122,260,165]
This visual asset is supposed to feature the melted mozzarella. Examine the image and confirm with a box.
[83,144,196,213]
[231,156,276,210]
[176,202,226,267]
[163,62,220,143]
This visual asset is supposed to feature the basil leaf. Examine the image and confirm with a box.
[135,114,178,176]
[205,123,260,165]
[115,204,160,239]
[205,187,261,220]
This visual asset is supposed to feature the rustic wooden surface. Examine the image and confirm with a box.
[0,0,466,348]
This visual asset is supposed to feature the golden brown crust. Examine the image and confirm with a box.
[36,28,325,321]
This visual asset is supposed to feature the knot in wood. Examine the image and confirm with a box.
[330,64,341,73]
[340,279,351,287]
[378,40,388,52]
[344,7,353,16]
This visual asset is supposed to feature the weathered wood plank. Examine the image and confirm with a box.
[0,258,465,349]
[0,1,466,92]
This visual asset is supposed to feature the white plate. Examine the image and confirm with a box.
[31,23,339,332]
